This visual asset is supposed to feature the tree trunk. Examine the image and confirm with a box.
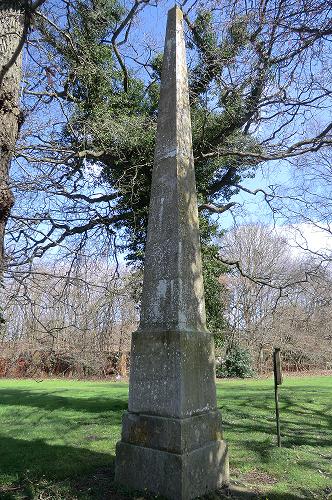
[0,1,27,273]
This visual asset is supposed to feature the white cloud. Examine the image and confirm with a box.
[275,223,332,257]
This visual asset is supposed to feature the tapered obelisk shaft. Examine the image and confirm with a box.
[140,6,206,333]
[115,7,229,499]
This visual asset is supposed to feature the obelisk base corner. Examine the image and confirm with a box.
[115,439,229,500]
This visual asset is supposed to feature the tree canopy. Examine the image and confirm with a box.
[6,0,330,269]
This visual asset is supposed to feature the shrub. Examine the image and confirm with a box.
[216,345,253,378]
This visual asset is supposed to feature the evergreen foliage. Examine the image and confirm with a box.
[216,345,254,378]
[37,0,260,262]
[200,217,228,346]
[35,0,259,333]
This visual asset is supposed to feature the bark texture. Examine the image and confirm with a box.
[0,0,26,270]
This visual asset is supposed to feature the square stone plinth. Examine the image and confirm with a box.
[128,329,218,418]
[115,439,229,500]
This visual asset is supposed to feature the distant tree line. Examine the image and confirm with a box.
[1,225,331,378]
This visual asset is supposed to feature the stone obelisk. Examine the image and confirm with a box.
[115,7,229,499]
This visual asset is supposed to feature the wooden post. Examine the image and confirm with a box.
[273,347,282,447]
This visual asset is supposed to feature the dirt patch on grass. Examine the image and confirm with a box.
[242,470,278,485]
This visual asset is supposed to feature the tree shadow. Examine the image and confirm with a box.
[0,435,113,478]
[0,388,128,414]
[218,382,332,450]
[205,486,325,499]
[0,387,129,498]
[0,435,116,499]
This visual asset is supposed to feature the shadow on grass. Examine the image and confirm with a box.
[0,388,128,414]
[0,435,117,499]
[219,383,332,450]
[0,435,113,477]
[210,487,326,499]
[217,380,332,499]
[0,388,129,498]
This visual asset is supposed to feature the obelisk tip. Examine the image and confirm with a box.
[168,4,183,20]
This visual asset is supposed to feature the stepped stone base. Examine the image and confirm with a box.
[115,410,229,500]
[115,438,228,500]
[115,328,229,499]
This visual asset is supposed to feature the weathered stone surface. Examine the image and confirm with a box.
[128,329,217,418]
[139,6,206,333]
[121,410,224,454]
[115,6,228,499]
[115,440,229,500]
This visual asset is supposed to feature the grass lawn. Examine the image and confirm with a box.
[0,376,331,499]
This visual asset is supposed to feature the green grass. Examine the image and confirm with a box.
[0,376,331,499]
[218,377,332,499]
